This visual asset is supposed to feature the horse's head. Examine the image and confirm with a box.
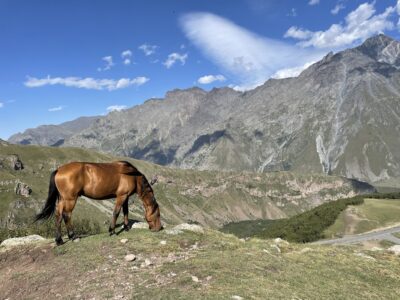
[139,175,163,232]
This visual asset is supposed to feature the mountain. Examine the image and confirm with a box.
[9,116,99,146]
[9,34,400,183]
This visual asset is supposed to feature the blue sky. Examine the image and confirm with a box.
[1,0,400,139]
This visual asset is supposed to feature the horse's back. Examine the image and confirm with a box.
[55,161,139,199]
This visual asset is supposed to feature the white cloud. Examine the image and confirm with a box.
[0,102,3,108]
[180,12,324,89]
[99,56,114,71]
[121,50,132,65]
[48,106,64,112]
[138,44,158,56]
[25,76,149,91]
[272,61,315,79]
[331,3,345,15]
[163,52,188,68]
[106,105,127,112]
[309,0,320,5]
[285,2,398,49]
[197,74,226,84]
[287,8,297,17]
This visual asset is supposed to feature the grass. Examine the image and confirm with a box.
[1,227,400,299]
[324,198,400,238]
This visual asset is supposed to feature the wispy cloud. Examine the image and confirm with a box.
[121,50,132,65]
[285,2,399,49]
[287,8,297,17]
[98,56,114,71]
[180,12,323,89]
[331,2,345,15]
[138,44,158,56]
[197,74,226,84]
[48,106,64,112]
[25,76,149,91]
[163,52,188,68]
[0,102,3,108]
[308,0,320,5]
[106,105,127,112]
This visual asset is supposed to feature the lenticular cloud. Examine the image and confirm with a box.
[180,12,323,89]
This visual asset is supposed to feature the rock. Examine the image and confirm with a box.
[124,254,136,262]
[270,244,281,253]
[131,222,149,229]
[299,247,312,254]
[370,247,383,252]
[160,240,167,245]
[388,245,400,256]
[191,275,199,283]
[14,182,31,197]
[354,252,376,261]
[173,223,204,233]
[1,235,45,247]
[120,238,128,244]
[206,276,213,281]
[73,238,80,243]
[231,296,244,300]
[7,154,24,170]
[165,229,183,235]
[273,238,289,245]
[144,258,152,266]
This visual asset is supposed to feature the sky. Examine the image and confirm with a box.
[1,0,400,139]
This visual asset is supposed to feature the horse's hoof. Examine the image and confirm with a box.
[68,232,76,240]
[55,237,64,246]
[124,224,130,231]
[109,231,115,236]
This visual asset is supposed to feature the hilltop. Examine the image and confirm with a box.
[1,225,400,299]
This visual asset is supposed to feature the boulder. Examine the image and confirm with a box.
[1,235,45,247]
[8,154,24,170]
[15,182,31,197]
[388,245,400,256]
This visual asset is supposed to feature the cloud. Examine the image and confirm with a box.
[272,61,315,79]
[25,76,149,91]
[309,0,320,5]
[331,3,345,15]
[106,105,127,112]
[48,106,64,112]
[121,50,132,65]
[197,74,226,84]
[0,102,3,108]
[138,44,158,56]
[99,56,114,71]
[163,52,188,68]
[285,2,398,49]
[287,8,297,17]
[180,12,324,89]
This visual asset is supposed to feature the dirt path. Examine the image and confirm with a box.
[315,225,400,245]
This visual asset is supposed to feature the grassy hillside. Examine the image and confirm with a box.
[324,198,400,238]
[1,227,400,299]
[221,193,400,242]
[0,142,374,240]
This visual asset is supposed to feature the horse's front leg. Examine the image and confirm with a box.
[109,195,127,236]
[55,201,64,245]
[122,198,130,231]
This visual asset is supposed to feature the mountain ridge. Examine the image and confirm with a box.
[9,34,400,183]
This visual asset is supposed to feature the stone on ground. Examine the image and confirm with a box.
[1,235,45,247]
[388,245,400,256]
[124,254,136,262]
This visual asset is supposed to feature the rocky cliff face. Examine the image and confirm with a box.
[8,34,400,183]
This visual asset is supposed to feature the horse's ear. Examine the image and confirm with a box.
[150,175,158,186]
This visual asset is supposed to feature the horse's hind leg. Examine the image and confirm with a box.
[109,194,128,236]
[122,198,130,231]
[62,198,77,240]
[55,200,64,245]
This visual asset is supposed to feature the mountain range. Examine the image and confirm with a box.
[9,34,400,183]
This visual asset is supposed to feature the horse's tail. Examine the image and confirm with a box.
[35,170,59,222]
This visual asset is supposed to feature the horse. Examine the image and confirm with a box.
[35,161,162,245]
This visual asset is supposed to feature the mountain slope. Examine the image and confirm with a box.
[0,141,373,232]
[9,34,400,183]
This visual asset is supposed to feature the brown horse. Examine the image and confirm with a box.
[35,161,162,245]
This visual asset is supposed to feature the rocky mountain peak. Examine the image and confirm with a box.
[356,34,400,64]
